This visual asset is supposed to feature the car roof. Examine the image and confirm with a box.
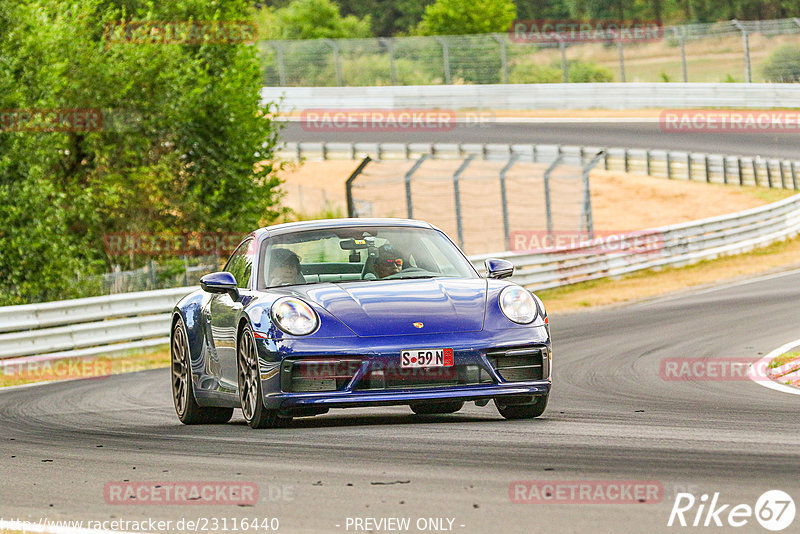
[255,218,435,238]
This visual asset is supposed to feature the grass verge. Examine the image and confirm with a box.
[539,234,800,313]
[769,350,800,370]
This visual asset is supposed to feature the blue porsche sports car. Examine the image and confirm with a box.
[170,218,551,428]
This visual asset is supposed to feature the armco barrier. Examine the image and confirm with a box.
[262,83,800,111]
[1,191,799,363]
[279,141,800,190]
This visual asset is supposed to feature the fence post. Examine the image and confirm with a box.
[723,156,729,184]
[617,40,626,82]
[271,42,287,87]
[404,155,428,218]
[686,153,692,180]
[325,39,343,86]
[452,155,475,249]
[543,153,564,242]
[345,156,372,217]
[792,161,799,190]
[491,33,508,84]
[679,32,688,82]
[379,37,397,85]
[704,154,711,182]
[737,157,744,185]
[580,151,605,240]
[435,37,452,84]
[499,155,517,250]
[624,148,629,172]
[666,151,672,179]
[731,20,751,83]
[603,149,609,170]
[752,158,760,187]
[765,159,774,188]
[646,149,652,175]
[779,160,787,189]
[557,37,568,82]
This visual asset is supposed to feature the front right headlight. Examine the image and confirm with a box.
[499,286,538,324]
[271,297,319,336]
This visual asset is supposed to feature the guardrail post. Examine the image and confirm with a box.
[792,161,799,190]
[379,37,397,85]
[453,155,475,249]
[543,153,564,241]
[491,33,508,84]
[737,157,744,185]
[646,150,652,175]
[666,151,672,179]
[404,155,428,219]
[704,154,711,182]
[499,155,517,250]
[435,37,452,85]
[779,160,787,189]
[322,142,328,160]
[603,149,609,170]
[617,40,626,82]
[624,149,629,172]
[325,39,344,86]
[731,20,752,83]
[532,144,538,163]
[346,156,372,218]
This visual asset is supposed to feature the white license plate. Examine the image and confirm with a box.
[401,348,454,368]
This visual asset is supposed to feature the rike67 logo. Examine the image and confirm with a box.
[668,490,795,531]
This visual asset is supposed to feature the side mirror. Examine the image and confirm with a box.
[200,271,239,299]
[485,258,514,279]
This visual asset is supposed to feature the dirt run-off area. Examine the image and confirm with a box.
[277,159,788,256]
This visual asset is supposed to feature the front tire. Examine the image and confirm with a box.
[495,395,548,420]
[410,401,464,415]
[171,317,233,425]
[237,324,292,429]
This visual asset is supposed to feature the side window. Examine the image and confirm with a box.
[224,238,254,289]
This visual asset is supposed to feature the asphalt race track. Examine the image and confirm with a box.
[2,268,799,533]
[281,120,800,160]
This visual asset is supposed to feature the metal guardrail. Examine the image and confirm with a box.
[0,141,798,363]
[279,141,800,190]
[262,83,800,110]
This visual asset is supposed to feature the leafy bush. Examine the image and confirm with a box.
[510,58,613,83]
[762,45,800,82]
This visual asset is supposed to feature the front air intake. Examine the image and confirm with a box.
[486,346,548,382]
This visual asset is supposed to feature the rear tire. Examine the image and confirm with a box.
[238,324,292,429]
[410,401,464,415]
[171,317,234,425]
[495,395,548,420]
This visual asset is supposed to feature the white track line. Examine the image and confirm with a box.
[0,519,142,534]
[748,339,800,396]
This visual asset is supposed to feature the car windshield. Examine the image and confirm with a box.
[257,226,478,289]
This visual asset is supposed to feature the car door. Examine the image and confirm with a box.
[208,238,254,392]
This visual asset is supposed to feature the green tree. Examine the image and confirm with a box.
[336,0,433,37]
[0,0,283,304]
[256,0,373,40]
[414,0,517,35]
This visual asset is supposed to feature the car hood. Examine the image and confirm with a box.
[297,278,487,337]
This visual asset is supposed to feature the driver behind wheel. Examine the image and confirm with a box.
[375,244,403,279]
[269,248,306,286]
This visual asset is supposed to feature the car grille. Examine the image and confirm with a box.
[486,346,548,382]
[355,364,494,390]
[280,358,363,393]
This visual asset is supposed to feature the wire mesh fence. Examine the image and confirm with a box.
[348,154,599,256]
[258,18,800,86]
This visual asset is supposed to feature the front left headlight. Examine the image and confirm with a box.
[271,297,319,336]
[499,286,538,324]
